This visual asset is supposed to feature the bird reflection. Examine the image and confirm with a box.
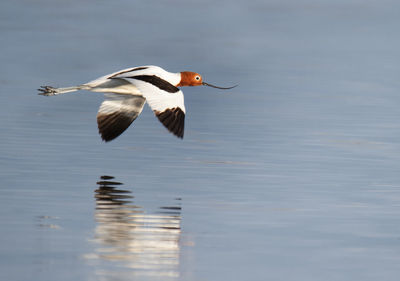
[89,176,182,280]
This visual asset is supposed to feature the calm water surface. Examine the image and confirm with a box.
[1,0,400,280]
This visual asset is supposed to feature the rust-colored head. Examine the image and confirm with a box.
[177,71,203,87]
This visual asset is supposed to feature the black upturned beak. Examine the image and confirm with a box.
[202,82,237,90]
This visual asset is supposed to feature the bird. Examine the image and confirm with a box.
[38,65,236,142]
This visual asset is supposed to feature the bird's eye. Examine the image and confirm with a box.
[195,76,200,81]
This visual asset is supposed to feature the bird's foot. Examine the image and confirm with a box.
[38,86,58,96]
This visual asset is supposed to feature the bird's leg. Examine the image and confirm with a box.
[38,85,86,96]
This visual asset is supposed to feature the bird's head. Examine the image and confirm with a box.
[178,71,203,86]
[178,71,237,89]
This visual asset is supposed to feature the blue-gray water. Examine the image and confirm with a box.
[1,0,400,280]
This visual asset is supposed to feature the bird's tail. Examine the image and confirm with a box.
[38,85,88,96]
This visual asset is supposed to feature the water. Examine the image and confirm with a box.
[1,0,400,280]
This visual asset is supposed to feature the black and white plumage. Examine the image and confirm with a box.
[39,65,236,141]
[97,94,146,142]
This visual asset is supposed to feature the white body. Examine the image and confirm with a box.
[40,65,187,140]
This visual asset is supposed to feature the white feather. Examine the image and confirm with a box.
[123,78,185,113]
[107,66,185,113]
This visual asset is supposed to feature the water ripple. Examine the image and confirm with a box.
[86,176,182,280]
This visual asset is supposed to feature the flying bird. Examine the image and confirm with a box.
[38,66,236,141]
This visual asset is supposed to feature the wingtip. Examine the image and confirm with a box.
[155,108,185,140]
[100,135,113,142]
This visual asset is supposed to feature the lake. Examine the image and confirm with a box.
[1,0,400,280]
